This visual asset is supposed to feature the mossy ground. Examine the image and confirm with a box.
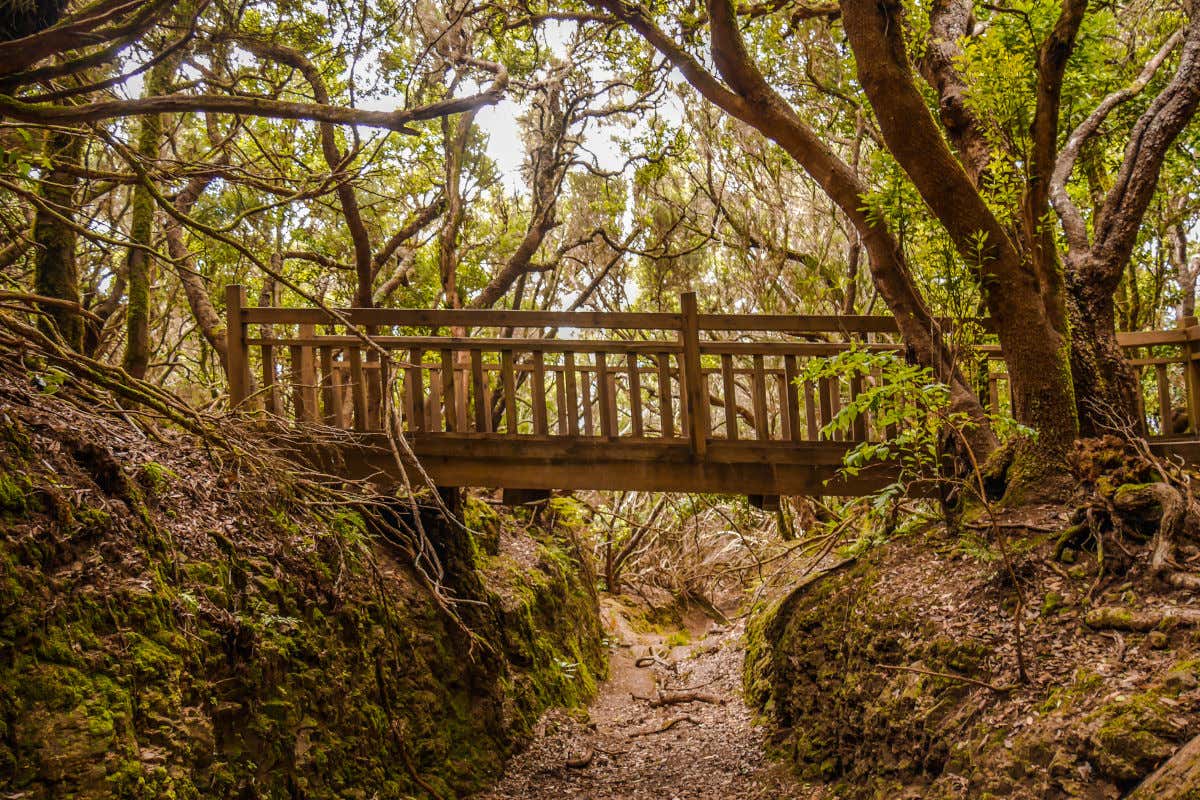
[0,368,604,799]
[744,524,1200,799]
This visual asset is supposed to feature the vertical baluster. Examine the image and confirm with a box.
[1157,362,1171,436]
[1183,316,1200,435]
[657,352,675,438]
[379,354,392,427]
[680,292,707,456]
[804,378,819,440]
[818,376,835,440]
[501,349,518,434]
[581,368,594,436]
[721,353,738,440]
[225,285,250,409]
[596,352,615,438]
[348,348,368,432]
[628,353,644,438]
[752,354,770,441]
[784,355,802,443]
[406,347,425,432]
[555,366,568,435]
[849,372,867,441]
[828,376,842,440]
[427,370,443,432]
[988,373,1000,416]
[531,350,549,435]
[471,349,489,433]
[441,348,457,432]
[565,352,580,436]
[330,357,347,428]
[776,370,791,441]
[1134,364,1148,435]
[319,346,336,425]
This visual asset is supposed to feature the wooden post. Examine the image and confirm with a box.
[680,292,707,457]
[1182,316,1200,435]
[225,284,249,408]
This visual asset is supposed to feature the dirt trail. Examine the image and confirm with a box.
[477,599,819,800]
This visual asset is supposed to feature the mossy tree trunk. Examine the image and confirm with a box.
[122,82,165,378]
[32,127,84,350]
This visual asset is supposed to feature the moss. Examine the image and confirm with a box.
[664,630,691,648]
[2,411,603,800]
[1040,591,1064,617]
[0,470,31,514]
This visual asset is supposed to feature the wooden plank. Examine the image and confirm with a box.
[581,368,594,436]
[260,342,278,415]
[406,348,425,432]
[365,350,382,430]
[564,352,580,436]
[298,325,318,423]
[555,367,568,435]
[440,348,457,432]
[348,348,368,432]
[241,306,683,330]
[531,351,549,435]
[849,372,867,441]
[988,375,1000,415]
[427,371,443,432]
[776,372,791,441]
[225,285,250,408]
[680,292,708,456]
[330,357,347,428]
[1184,316,1200,434]
[752,354,770,442]
[628,354,644,437]
[319,346,336,425]
[657,353,675,439]
[784,355,802,443]
[595,351,615,438]
[804,379,819,440]
[698,313,901,333]
[721,354,738,441]
[455,366,468,433]
[818,376,835,441]
[501,349,518,434]
[828,376,842,441]
[471,349,489,433]
[1157,363,1172,433]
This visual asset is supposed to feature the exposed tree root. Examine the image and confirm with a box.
[1084,606,1200,631]
[634,689,725,707]
[628,715,700,738]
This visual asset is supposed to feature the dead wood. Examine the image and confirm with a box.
[1126,730,1200,799]
[628,715,700,738]
[1084,605,1200,631]
[633,689,725,707]
[565,748,595,769]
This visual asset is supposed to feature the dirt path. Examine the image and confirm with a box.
[477,600,819,800]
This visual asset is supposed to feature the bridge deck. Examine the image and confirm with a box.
[226,286,1200,497]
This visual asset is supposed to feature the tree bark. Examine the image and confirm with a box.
[839,0,1079,481]
[32,127,84,350]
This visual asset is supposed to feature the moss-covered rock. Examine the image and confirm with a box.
[0,381,604,800]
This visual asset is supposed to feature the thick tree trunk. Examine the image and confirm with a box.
[1068,264,1140,435]
[32,127,84,350]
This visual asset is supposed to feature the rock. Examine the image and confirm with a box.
[1148,631,1170,649]
[1163,668,1198,693]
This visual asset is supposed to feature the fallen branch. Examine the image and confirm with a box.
[1085,605,1200,632]
[628,715,700,737]
[633,689,724,707]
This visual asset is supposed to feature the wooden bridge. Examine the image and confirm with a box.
[225,286,1200,501]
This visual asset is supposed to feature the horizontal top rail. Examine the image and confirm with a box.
[241,306,685,330]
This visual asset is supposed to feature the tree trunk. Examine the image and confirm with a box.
[123,61,172,378]
[32,127,84,350]
[1068,262,1140,435]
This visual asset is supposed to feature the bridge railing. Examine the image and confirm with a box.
[224,285,1200,451]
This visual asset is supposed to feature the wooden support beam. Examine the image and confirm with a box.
[225,284,250,408]
[680,292,707,457]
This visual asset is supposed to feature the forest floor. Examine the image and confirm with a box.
[477,598,819,800]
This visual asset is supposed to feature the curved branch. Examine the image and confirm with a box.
[1049,28,1185,255]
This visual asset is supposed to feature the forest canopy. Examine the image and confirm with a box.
[1,0,1198,490]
